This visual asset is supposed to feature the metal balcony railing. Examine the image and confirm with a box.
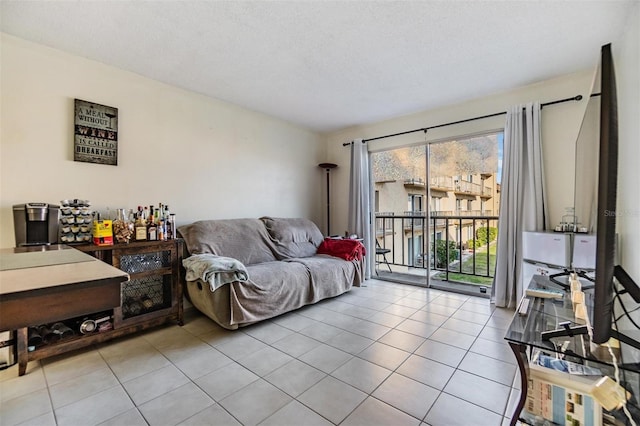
[430,210,453,226]
[402,211,426,228]
[481,185,493,197]
[375,212,394,233]
[454,180,482,195]
[430,176,454,190]
[374,212,499,284]
[456,210,482,216]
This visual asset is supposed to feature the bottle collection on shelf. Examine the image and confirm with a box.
[94,203,176,245]
[26,311,113,351]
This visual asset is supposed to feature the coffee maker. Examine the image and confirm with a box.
[13,203,60,246]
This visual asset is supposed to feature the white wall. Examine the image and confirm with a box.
[325,70,597,236]
[0,34,326,248]
[614,3,640,280]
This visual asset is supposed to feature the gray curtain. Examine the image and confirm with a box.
[348,139,373,279]
[492,102,548,308]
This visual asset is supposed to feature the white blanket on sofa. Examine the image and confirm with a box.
[183,253,249,292]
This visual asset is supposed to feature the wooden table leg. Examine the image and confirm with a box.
[177,280,184,326]
[508,341,529,426]
[16,328,28,376]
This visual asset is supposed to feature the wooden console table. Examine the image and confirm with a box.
[0,245,129,375]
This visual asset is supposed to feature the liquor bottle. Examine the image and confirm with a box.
[128,209,136,237]
[126,298,142,316]
[141,295,154,310]
[135,214,147,241]
[169,213,177,239]
[27,327,43,347]
[38,325,60,343]
[166,213,173,240]
[158,220,166,241]
[50,322,74,339]
[147,215,157,241]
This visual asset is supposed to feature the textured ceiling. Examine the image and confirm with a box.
[0,1,635,133]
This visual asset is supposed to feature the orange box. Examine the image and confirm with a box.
[92,220,113,246]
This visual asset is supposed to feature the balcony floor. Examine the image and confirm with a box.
[374,269,491,299]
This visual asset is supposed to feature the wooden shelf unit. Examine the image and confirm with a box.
[23,239,184,368]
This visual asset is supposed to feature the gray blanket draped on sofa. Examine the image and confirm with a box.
[179,217,363,329]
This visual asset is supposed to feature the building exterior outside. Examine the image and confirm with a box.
[375,174,500,261]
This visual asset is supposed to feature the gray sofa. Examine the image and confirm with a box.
[178,217,363,329]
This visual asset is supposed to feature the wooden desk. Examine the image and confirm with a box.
[0,245,129,375]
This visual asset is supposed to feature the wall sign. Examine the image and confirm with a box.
[74,99,118,166]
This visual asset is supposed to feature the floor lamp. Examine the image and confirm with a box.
[318,163,337,235]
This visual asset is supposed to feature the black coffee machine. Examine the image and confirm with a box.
[13,203,60,246]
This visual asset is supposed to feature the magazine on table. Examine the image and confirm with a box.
[531,349,602,376]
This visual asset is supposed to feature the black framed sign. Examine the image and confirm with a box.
[74,99,118,166]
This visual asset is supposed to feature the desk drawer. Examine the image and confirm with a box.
[0,279,121,331]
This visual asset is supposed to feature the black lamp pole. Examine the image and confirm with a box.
[318,163,338,235]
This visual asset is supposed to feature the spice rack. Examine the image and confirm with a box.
[59,199,93,244]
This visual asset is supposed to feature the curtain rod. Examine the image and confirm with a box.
[343,93,601,146]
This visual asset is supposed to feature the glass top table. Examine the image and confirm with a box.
[505,275,640,371]
[504,275,640,425]
[505,279,595,360]
[0,244,94,271]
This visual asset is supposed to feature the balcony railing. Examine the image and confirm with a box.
[374,212,499,286]
[402,211,426,228]
[430,176,453,191]
[454,180,482,196]
[481,185,493,197]
[375,212,394,232]
[376,210,495,229]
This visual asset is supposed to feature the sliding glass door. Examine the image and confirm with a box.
[371,132,502,296]
[372,145,428,284]
[428,133,501,294]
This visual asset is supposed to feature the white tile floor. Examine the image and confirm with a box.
[0,279,520,426]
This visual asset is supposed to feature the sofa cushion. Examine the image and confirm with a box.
[178,219,277,265]
[261,217,324,259]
